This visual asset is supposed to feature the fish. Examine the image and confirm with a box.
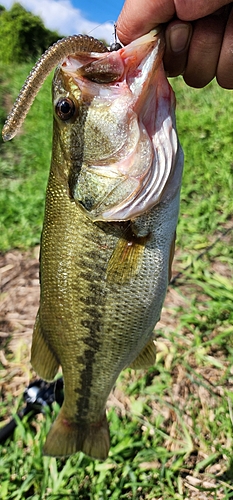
[2,28,184,460]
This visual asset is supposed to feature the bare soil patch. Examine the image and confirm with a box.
[0,246,187,398]
[0,247,40,397]
[0,235,232,498]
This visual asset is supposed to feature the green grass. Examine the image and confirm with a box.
[173,78,233,259]
[0,62,53,250]
[0,65,233,252]
[1,64,233,498]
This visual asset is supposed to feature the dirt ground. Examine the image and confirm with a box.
[1,230,231,395]
[0,246,40,396]
[0,245,188,398]
[0,233,233,499]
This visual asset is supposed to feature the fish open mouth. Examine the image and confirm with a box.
[3,27,182,223]
[62,29,162,87]
[59,29,182,222]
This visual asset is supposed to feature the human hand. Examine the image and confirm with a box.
[117,0,233,88]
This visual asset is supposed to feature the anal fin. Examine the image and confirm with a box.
[129,339,156,369]
[31,312,59,381]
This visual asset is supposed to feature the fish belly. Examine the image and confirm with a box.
[31,165,180,459]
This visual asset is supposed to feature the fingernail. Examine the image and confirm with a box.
[169,24,191,53]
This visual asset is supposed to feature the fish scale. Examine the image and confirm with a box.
[36,156,179,459]
[2,28,183,460]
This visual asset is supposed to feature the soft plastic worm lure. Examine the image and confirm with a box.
[2,35,107,142]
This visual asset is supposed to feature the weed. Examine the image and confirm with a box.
[0,67,233,498]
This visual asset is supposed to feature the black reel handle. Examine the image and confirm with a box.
[0,377,63,444]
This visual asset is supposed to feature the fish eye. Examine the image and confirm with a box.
[55,97,76,120]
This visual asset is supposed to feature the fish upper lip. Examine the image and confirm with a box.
[119,27,161,54]
[61,28,164,93]
[57,28,181,223]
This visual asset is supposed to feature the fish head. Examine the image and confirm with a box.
[52,29,182,221]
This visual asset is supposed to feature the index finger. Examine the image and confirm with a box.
[117,0,232,45]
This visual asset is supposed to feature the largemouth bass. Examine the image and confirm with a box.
[2,29,183,460]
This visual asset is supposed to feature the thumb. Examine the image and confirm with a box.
[117,0,175,45]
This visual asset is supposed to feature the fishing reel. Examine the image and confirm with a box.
[0,377,64,444]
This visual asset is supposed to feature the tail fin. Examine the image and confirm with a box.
[43,407,110,460]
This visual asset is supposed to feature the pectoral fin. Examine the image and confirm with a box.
[107,226,150,284]
[31,312,59,381]
[129,339,156,369]
[107,237,144,284]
